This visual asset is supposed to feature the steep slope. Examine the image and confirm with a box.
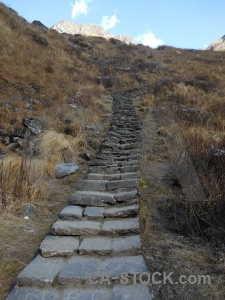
[51,20,137,44]
[206,35,225,51]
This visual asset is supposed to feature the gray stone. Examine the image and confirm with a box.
[87,173,104,180]
[104,204,139,218]
[55,163,79,179]
[79,180,107,191]
[70,191,116,206]
[0,100,18,111]
[120,172,139,180]
[58,256,147,284]
[22,118,48,135]
[107,179,139,190]
[84,207,104,219]
[101,218,139,235]
[59,206,83,220]
[62,288,111,300]
[52,220,101,236]
[112,285,152,300]
[114,190,137,202]
[79,236,141,255]
[79,237,111,255]
[119,165,140,173]
[40,236,80,257]
[17,255,65,287]
[24,204,36,218]
[6,286,60,300]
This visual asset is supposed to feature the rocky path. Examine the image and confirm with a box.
[7,93,152,300]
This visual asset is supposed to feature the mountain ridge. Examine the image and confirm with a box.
[51,20,137,45]
[206,34,225,51]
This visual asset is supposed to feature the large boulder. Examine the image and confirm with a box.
[55,163,79,179]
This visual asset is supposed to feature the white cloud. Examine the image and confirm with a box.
[101,14,120,30]
[71,0,91,19]
[135,31,164,48]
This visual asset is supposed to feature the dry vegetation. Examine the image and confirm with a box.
[0,2,225,299]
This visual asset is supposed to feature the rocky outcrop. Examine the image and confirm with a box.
[206,35,225,51]
[51,20,137,45]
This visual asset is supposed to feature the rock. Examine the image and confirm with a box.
[0,129,8,136]
[13,127,26,138]
[5,286,60,300]
[22,118,48,135]
[40,236,79,257]
[79,152,91,161]
[0,148,7,158]
[59,205,83,220]
[0,100,18,111]
[24,103,34,110]
[17,255,65,287]
[83,207,104,219]
[52,220,101,236]
[3,136,11,145]
[79,236,141,255]
[8,142,19,151]
[112,285,152,300]
[55,163,79,179]
[69,191,116,206]
[32,20,48,30]
[57,255,147,285]
[104,204,139,218]
[101,218,140,235]
[32,34,49,46]
[30,83,43,93]
[24,204,36,218]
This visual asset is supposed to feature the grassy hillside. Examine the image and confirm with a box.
[1,2,225,299]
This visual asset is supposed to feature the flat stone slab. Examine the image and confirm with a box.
[58,255,147,284]
[79,180,107,191]
[6,286,60,300]
[101,218,139,235]
[40,236,80,257]
[52,220,101,236]
[79,236,141,255]
[112,285,152,300]
[104,204,139,218]
[62,288,111,300]
[59,205,83,220]
[107,179,139,190]
[84,207,104,219]
[70,191,116,206]
[114,190,137,203]
[17,255,65,287]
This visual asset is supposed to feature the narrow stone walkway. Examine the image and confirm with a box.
[7,93,152,300]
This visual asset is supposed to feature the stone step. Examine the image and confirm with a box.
[52,220,101,236]
[59,204,139,220]
[40,236,80,257]
[79,179,139,191]
[52,218,139,237]
[70,190,137,206]
[7,285,152,300]
[79,235,141,256]
[69,191,116,206]
[57,255,147,285]
[87,172,139,181]
[40,235,140,258]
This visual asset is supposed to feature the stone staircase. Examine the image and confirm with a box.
[7,93,152,299]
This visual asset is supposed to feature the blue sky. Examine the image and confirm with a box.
[2,0,225,49]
